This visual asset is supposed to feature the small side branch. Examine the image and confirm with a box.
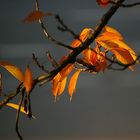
[110,1,140,7]
[35,0,75,50]
[0,83,23,109]
[32,53,49,73]
[46,50,58,68]
[55,15,79,39]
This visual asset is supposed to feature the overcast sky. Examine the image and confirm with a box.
[0,0,140,140]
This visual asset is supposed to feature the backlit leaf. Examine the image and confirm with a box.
[0,61,24,82]
[6,103,28,115]
[97,32,123,41]
[71,28,93,48]
[111,39,137,61]
[68,70,81,99]
[96,52,107,72]
[57,77,67,96]
[6,103,35,118]
[111,48,135,65]
[60,64,74,79]
[24,67,34,93]
[52,73,61,97]
[103,26,123,39]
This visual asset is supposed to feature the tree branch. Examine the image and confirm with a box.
[110,1,140,7]
[34,0,125,84]
[15,91,25,140]
[35,0,75,50]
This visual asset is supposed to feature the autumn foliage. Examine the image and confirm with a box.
[0,0,140,140]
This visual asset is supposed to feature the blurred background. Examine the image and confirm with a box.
[0,0,140,140]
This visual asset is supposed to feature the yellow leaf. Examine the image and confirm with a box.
[6,103,35,118]
[111,39,137,61]
[24,67,34,93]
[68,70,81,99]
[23,11,53,23]
[6,103,28,115]
[111,48,135,65]
[103,26,123,39]
[0,61,24,82]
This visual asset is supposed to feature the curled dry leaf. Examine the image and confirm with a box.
[23,11,53,23]
[24,67,34,94]
[0,61,24,82]
[68,70,81,99]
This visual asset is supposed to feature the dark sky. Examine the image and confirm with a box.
[0,0,140,140]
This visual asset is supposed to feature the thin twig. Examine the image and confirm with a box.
[55,15,79,39]
[46,50,58,68]
[15,91,25,140]
[0,83,23,109]
[110,1,140,7]
[32,53,49,73]
[0,0,126,108]
[35,0,75,50]
[33,0,126,85]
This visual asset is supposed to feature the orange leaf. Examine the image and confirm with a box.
[111,48,135,65]
[95,52,107,72]
[57,77,67,96]
[60,64,74,79]
[111,39,137,61]
[82,48,92,63]
[24,67,34,93]
[68,70,81,99]
[97,32,123,41]
[23,11,53,23]
[0,61,24,82]
[52,73,61,97]
[96,0,110,6]
[71,28,93,48]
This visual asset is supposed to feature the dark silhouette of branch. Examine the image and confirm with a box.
[15,91,25,140]
[0,83,23,109]
[32,53,50,73]
[55,14,79,39]
[46,50,58,68]
[107,54,140,71]
[110,1,140,7]
[34,0,126,85]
